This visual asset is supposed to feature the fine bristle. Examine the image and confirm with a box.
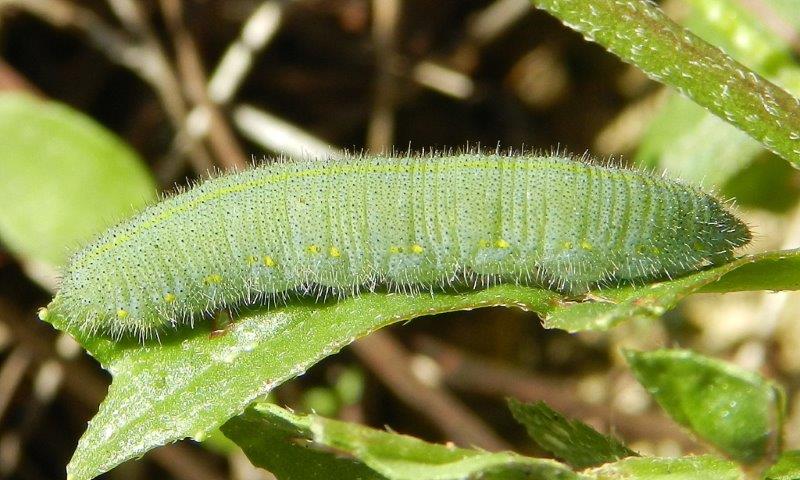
[49,152,751,341]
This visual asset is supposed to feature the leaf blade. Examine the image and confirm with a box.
[529,0,800,167]
[51,250,800,479]
[507,399,636,469]
[0,93,156,267]
[223,403,583,480]
[624,349,783,463]
[588,455,743,480]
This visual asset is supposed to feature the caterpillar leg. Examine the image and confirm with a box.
[209,311,234,339]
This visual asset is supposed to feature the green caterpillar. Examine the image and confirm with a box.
[44,154,751,340]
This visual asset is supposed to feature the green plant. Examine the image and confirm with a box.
[3,0,800,479]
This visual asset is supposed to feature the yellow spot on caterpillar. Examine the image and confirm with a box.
[580,240,593,251]
[636,245,647,255]
[478,239,490,248]
[37,307,49,321]
[307,244,320,254]
[389,245,403,254]
[164,293,176,303]
[263,255,276,267]
[495,239,510,249]
[562,241,573,250]
[329,246,341,258]
[651,246,661,254]
[410,244,424,254]
[693,242,705,251]
[204,274,222,284]
[117,309,129,319]
[246,255,258,265]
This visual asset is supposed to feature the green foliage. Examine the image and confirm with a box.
[48,249,800,480]
[507,399,636,469]
[634,0,800,186]
[529,0,800,168]
[545,249,800,332]
[28,0,800,479]
[625,349,784,463]
[222,404,385,480]
[586,456,744,480]
[222,403,749,480]
[0,93,156,267]
[764,451,800,480]
[224,403,582,480]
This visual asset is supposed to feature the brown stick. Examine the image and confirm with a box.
[351,331,511,451]
[159,0,249,171]
[415,336,701,451]
[0,298,227,480]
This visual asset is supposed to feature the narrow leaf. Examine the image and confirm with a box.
[588,455,743,480]
[507,399,636,469]
[50,249,800,479]
[223,403,583,480]
[221,404,384,480]
[634,0,800,186]
[546,249,800,332]
[529,0,800,167]
[764,451,800,480]
[59,287,558,480]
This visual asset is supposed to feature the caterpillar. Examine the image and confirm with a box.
[43,153,751,340]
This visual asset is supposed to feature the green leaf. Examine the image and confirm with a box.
[588,455,743,480]
[50,248,800,479]
[633,0,800,187]
[545,249,800,332]
[0,93,156,267]
[507,399,636,469]
[221,404,385,480]
[528,0,800,168]
[58,286,559,480]
[624,349,784,463]
[223,403,582,480]
[698,249,800,293]
[764,451,800,480]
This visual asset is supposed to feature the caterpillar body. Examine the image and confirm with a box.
[45,154,751,340]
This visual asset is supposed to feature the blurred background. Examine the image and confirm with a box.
[0,0,799,479]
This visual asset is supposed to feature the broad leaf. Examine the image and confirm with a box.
[624,349,784,463]
[0,93,156,267]
[49,249,800,479]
